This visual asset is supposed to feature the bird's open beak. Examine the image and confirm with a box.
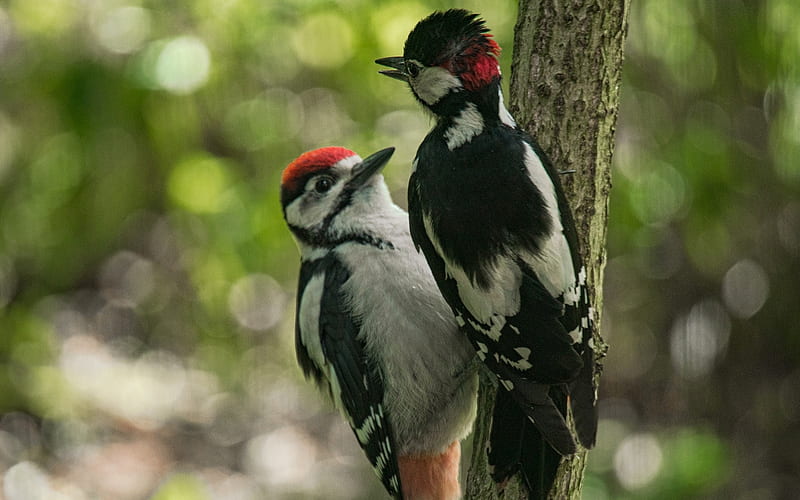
[348,147,395,189]
[375,56,408,82]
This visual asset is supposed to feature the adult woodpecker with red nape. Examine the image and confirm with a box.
[281,146,478,499]
[377,10,599,498]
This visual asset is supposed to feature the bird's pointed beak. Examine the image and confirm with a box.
[375,56,408,82]
[348,147,395,189]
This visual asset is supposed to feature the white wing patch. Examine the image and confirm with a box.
[444,102,484,150]
[515,347,532,359]
[466,315,505,342]
[497,347,534,371]
[299,272,326,371]
[376,436,393,476]
[354,406,381,444]
[327,365,346,416]
[476,341,489,361]
[519,143,577,299]
[563,265,588,307]
[423,213,521,323]
[500,354,533,371]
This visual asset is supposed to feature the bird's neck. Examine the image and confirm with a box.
[432,78,516,129]
[431,79,517,150]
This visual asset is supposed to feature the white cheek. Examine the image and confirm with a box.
[326,177,392,236]
[284,185,344,229]
[413,66,463,105]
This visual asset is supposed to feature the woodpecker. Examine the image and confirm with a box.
[281,146,478,500]
[377,9,599,498]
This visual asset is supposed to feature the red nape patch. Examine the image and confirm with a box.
[484,34,501,57]
[458,35,502,92]
[281,147,356,192]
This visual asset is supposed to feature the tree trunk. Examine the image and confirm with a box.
[465,0,630,498]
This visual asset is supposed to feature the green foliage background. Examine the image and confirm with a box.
[0,0,798,498]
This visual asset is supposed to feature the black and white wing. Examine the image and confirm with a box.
[295,254,403,498]
[527,137,599,449]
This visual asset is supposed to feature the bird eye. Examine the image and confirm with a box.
[406,62,420,78]
[314,176,333,193]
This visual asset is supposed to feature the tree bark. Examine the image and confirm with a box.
[465,0,630,498]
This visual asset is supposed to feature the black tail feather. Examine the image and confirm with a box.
[510,380,577,456]
[519,421,561,500]
[570,347,598,448]
[488,388,525,484]
[488,386,570,500]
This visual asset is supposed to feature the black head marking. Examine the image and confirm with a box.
[404,9,493,67]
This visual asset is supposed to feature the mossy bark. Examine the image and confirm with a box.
[465,0,629,498]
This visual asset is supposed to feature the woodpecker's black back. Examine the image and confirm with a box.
[408,121,588,414]
[413,124,552,290]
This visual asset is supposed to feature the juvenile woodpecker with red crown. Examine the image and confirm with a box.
[377,10,599,498]
[281,146,478,500]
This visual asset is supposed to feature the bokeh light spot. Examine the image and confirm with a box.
[223,89,304,151]
[244,426,318,488]
[722,259,769,319]
[228,273,287,332]
[9,0,77,37]
[3,461,63,500]
[628,161,687,225]
[670,299,731,379]
[92,5,151,55]
[99,251,156,308]
[155,35,211,94]
[60,336,188,429]
[291,12,355,69]
[168,156,231,214]
[614,433,663,490]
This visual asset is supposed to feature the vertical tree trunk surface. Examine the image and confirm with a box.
[466,0,630,498]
